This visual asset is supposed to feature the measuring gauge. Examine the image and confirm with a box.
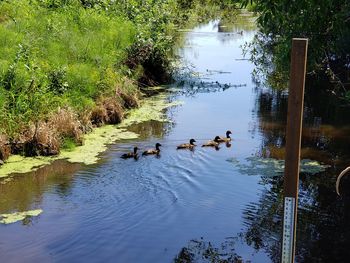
[282,197,296,263]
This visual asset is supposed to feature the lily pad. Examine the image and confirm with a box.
[0,209,43,224]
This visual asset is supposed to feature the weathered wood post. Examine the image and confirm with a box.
[281,38,308,263]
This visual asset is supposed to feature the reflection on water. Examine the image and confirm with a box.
[0,160,81,214]
[1,12,350,263]
[253,87,350,166]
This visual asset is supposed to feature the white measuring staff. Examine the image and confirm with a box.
[281,197,296,263]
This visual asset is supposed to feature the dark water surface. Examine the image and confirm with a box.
[1,15,350,263]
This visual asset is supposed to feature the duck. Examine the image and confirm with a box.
[217,130,232,142]
[143,143,162,156]
[177,139,196,150]
[202,136,221,147]
[121,147,139,159]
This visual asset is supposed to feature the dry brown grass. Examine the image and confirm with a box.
[10,108,83,157]
[2,79,142,158]
[90,104,108,127]
[49,108,83,144]
[0,134,11,162]
[116,78,140,109]
[91,97,124,126]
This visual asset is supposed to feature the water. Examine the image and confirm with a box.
[1,15,350,263]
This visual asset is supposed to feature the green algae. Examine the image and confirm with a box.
[120,94,183,127]
[0,127,138,175]
[60,126,138,165]
[0,209,43,224]
[227,157,330,177]
[0,155,54,178]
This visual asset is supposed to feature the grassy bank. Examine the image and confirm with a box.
[0,0,238,163]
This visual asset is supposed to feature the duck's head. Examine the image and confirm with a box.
[133,146,139,153]
[156,143,162,148]
[226,130,232,137]
[214,136,221,142]
[190,139,196,145]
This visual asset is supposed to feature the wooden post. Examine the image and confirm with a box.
[281,38,308,263]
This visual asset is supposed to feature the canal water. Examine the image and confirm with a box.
[1,14,350,263]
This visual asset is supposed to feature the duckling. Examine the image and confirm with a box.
[217,130,232,142]
[202,136,220,147]
[143,143,162,156]
[177,139,196,150]
[121,147,138,159]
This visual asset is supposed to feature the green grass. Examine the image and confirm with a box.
[61,137,77,152]
[0,0,136,136]
[0,0,236,152]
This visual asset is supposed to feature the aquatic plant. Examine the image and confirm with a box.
[0,155,54,178]
[174,237,243,263]
[0,209,43,224]
[120,94,183,127]
[227,157,330,177]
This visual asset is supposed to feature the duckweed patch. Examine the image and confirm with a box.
[0,155,54,178]
[60,126,139,165]
[227,157,330,177]
[0,127,138,175]
[0,209,43,224]
[120,94,183,127]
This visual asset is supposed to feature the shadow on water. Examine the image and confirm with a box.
[253,86,350,165]
[240,169,350,262]
[0,160,81,214]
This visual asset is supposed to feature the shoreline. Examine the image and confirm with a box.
[0,92,183,178]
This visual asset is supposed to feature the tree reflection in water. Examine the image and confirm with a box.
[241,86,350,262]
[174,82,350,263]
[241,170,350,262]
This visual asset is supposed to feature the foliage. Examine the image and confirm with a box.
[0,0,135,138]
[238,0,350,94]
[0,0,235,157]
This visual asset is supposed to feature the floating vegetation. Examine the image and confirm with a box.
[0,156,54,178]
[174,237,242,263]
[227,157,330,177]
[174,67,246,96]
[0,127,139,175]
[59,126,139,165]
[120,94,183,127]
[0,209,43,224]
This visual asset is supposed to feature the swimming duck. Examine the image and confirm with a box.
[121,147,138,159]
[177,139,196,149]
[143,143,162,156]
[202,136,221,147]
[217,130,232,142]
